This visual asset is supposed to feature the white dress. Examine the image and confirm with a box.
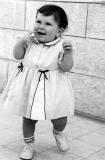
[0,37,74,120]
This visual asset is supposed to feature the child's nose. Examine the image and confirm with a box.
[39,23,45,29]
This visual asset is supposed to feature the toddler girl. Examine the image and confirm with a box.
[0,4,74,159]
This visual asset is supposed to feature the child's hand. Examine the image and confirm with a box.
[58,40,72,65]
[26,32,37,43]
[24,32,38,44]
[58,40,73,72]
[62,40,72,53]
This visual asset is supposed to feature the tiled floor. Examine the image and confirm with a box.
[0,113,105,160]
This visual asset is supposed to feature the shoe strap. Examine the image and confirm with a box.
[53,128,63,135]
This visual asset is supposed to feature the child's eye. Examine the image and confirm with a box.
[36,20,41,24]
[46,22,51,26]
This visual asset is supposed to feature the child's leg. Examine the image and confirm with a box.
[51,116,67,132]
[20,117,37,159]
[22,117,37,142]
[51,117,69,152]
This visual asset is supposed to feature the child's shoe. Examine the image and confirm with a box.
[53,129,69,152]
[20,143,34,160]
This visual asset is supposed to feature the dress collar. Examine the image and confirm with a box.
[33,37,61,46]
[44,37,61,46]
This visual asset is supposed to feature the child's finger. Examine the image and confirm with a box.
[62,41,72,51]
[63,45,72,50]
[63,45,72,52]
[62,40,72,46]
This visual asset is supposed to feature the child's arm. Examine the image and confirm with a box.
[13,38,27,60]
[58,41,74,72]
[13,32,38,60]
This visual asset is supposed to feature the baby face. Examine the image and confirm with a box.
[34,13,61,43]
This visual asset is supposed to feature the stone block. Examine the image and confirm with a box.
[0,0,25,30]
[70,73,105,119]
[87,4,105,39]
[25,1,87,37]
[0,59,8,90]
[64,36,105,79]
[25,1,44,31]
[61,2,87,36]
[0,29,28,60]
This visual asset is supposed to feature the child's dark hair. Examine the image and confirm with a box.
[36,4,68,30]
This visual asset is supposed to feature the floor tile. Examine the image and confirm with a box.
[0,146,19,160]
[70,139,100,158]
[73,118,105,131]
[35,148,82,160]
[65,124,92,138]
[85,149,105,160]
[97,127,105,135]
[68,115,84,124]
[77,132,105,148]
[36,120,52,133]
[0,129,21,145]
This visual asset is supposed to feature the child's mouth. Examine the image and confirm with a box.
[38,31,46,35]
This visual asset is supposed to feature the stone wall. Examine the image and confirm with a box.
[0,0,105,120]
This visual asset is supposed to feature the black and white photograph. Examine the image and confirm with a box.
[0,0,105,159]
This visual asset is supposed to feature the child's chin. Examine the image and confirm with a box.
[38,38,47,43]
[38,40,45,43]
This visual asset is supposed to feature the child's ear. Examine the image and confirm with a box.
[58,28,64,35]
[57,28,64,37]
